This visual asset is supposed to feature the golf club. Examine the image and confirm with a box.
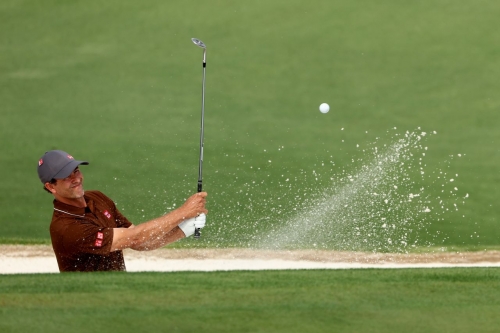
[192,37,206,239]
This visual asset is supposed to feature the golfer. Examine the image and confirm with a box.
[37,150,208,272]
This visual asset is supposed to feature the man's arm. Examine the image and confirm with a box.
[110,192,207,252]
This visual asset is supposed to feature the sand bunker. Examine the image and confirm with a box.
[1,245,500,274]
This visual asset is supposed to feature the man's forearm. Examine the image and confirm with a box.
[129,226,185,251]
[111,210,187,251]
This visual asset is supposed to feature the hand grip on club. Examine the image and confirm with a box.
[194,181,203,239]
[193,213,206,239]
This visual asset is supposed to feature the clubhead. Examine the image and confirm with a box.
[191,38,206,49]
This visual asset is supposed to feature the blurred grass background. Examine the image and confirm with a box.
[0,0,499,250]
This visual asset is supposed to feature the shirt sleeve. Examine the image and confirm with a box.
[114,207,133,228]
[95,191,133,228]
[58,220,115,256]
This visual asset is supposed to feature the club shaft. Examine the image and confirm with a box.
[194,49,206,239]
[197,51,206,193]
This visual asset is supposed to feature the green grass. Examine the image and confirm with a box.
[0,0,499,250]
[1,268,499,333]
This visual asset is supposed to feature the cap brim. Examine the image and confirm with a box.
[52,160,89,180]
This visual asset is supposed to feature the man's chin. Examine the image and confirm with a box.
[71,189,85,199]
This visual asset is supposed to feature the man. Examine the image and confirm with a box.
[37,150,208,272]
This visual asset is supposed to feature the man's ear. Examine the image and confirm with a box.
[45,182,56,194]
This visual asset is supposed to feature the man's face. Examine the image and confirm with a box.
[48,167,85,200]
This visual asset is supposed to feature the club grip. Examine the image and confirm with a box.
[195,182,202,239]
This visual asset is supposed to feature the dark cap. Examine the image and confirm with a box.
[37,150,89,183]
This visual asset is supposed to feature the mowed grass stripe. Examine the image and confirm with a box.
[1,268,499,332]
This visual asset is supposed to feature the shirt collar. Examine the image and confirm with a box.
[53,193,93,216]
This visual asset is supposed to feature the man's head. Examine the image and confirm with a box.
[37,150,89,195]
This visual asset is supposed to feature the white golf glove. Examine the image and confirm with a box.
[178,214,206,237]
[194,213,206,229]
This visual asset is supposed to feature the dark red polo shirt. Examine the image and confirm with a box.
[50,190,133,272]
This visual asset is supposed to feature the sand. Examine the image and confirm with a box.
[1,245,500,274]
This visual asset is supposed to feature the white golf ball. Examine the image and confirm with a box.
[319,103,330,113]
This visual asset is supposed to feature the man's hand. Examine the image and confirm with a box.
[194,213,206,229]
[178,213,206,237]
[179,192,208,220]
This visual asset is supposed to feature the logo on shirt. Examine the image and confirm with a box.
[103,210,112,219]
[95,232,104,247]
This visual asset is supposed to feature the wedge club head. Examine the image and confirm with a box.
[191,38,206,49]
